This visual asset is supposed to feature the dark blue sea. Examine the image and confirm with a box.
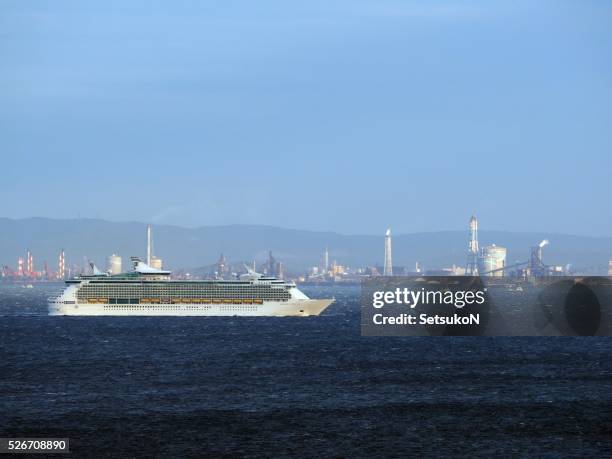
[1,283,611,458]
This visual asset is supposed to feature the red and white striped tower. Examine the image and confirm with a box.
[58,250,65,280]
[27,250,33,276]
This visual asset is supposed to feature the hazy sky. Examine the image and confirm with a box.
[1,1,611,236]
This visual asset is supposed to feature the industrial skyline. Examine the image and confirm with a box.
[2,215,608,282]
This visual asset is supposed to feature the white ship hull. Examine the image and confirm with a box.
[49,298,333,317]
[49,263,333,317]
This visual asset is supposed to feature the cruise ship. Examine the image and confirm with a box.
[49,260,334,317]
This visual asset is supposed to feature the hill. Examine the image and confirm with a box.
[0,218,610,274]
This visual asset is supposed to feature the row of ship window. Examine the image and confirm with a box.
[79,291,288,295]
[101,305,214,310]
[88,298,271,304]
[101,304,259,310]
[79,288,288,294]
[78,292,289,300]
[80,291,286,296]
[81,296,287,300]
[85,284,286,290]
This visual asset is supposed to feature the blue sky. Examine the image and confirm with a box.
[1,1,611,236]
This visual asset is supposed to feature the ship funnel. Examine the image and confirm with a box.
[130,256,141,270]
[146,225,152,266]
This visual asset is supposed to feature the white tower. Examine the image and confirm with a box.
[324,247,329,274]
[466,215,479,275]
[383,228,393,276]
[146,225,152,266]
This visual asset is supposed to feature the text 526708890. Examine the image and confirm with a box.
[0,438,69,454]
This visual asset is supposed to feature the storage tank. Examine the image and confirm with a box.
[106,254,122,275]
[480,245,507,277]
[150,256,163,270]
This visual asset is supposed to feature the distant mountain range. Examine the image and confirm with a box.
[0,218,610,274]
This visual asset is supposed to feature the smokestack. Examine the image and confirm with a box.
[466,214,480,275]
[146,225,152,265]
[537,239,549,265]
[58,249,65,280]
[27,250,33,275]
[384,228,393,276]
[324,247,329,274]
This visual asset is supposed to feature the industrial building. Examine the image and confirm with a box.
[480,245,507,277]
[150,256,163,270]
[106,254,122,275]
